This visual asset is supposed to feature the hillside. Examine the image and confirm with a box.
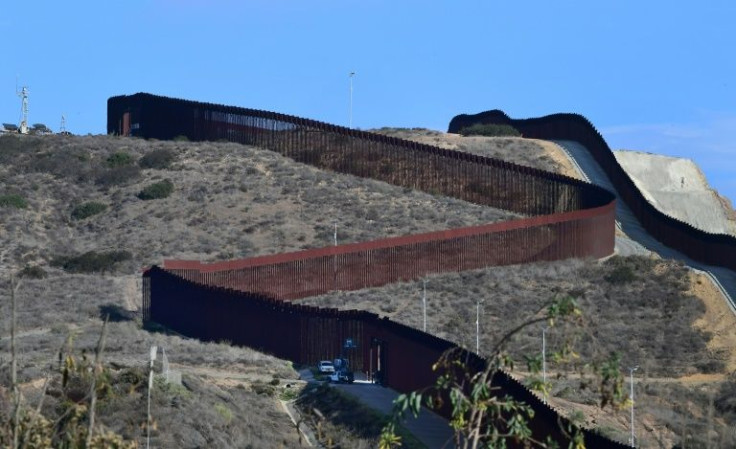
[2,131,736,448]
[614,150,736,236]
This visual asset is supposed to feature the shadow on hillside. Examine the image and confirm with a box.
[99,304,138,323]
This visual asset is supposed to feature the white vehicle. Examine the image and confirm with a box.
[318,360,335,374]
[329,369,355,384]
[328,358,355,383]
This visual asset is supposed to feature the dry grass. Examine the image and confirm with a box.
[0,131,549,448]
[297,255,736,447]
[0,133,518,272]
[2,131,736,447]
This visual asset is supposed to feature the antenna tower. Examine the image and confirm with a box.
[60,115,67,134]
[16,82,29,134]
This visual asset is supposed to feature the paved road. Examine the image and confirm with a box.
[332,381,454,449]
[554,140,736,314]
[299,369,454,449]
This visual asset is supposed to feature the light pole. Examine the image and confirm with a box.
[333,221,338,290]
[542,326,548,401]
[349,71,356,129]
[476,300,480,354]
[629,366,639,447]
[147,345,158,449]
[422,279,427,332]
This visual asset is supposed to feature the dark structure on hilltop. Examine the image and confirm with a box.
[448,110,736,273]
[109,93,632,447]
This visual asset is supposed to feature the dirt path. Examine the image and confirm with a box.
[116,275,141,311]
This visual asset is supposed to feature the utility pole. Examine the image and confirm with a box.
[16,83,29,135]
[542,326,548,402]
[147,346,158,449]
[333,221,338,290]
[349,72,356,129]
[629,366,639,447]
[475,300,480,354]
[422,279,427,332]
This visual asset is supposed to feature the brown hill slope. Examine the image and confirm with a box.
[1,132,735,448]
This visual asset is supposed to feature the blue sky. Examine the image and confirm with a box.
[2,1,735,206]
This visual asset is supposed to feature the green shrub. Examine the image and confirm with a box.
[139,148,176,170]
[106,151,135,168]
[28,149,94,181]
[459,123,521,137]
[251,381,275,397]
[604,264,636,284]
[50,250,132,273]
[96,166,141,187]
[71,201,107,220]
[214,403,234,424]
[137,179,174,200]
[0,193,28,209]
[173,135,189,142]
[19,265,47,279]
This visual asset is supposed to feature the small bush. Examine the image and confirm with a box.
[602,256,645,284]
[71,201,107,220]
[459,123,521,137]
[106,151,135,168]
[173,135,189,142]
[137,179,174,200]
[0,193,28,209]
[251,381,275,397]
[604,264,636,284]
[96,165,141,187]
[19,265,47,279]
[28,149,93,181]
[50,250,132,273]
[214,403,234,424]
[139,148,176,170]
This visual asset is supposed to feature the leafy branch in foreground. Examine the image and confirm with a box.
[1,276,137,448]
[380,295,628,449]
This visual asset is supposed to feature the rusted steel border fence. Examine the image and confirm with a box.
[449,110,736,272]
[109,93,616,300]
[145,266,628,448]
[164,203,614,299]
[112,93,627,447]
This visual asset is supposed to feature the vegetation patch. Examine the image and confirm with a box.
[137,179,174,200]
[106,151,135,168]
[0,193,28,209]
[96,166,141,187]
[139,148,176,169]
[459,123,521,137]
[71,201,108,220]
[296,383,425,449]
[18,265,47,279]
[50,250,132,273]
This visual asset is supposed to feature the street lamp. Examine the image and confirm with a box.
[629,366,639,447]
[349,72,356,129]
